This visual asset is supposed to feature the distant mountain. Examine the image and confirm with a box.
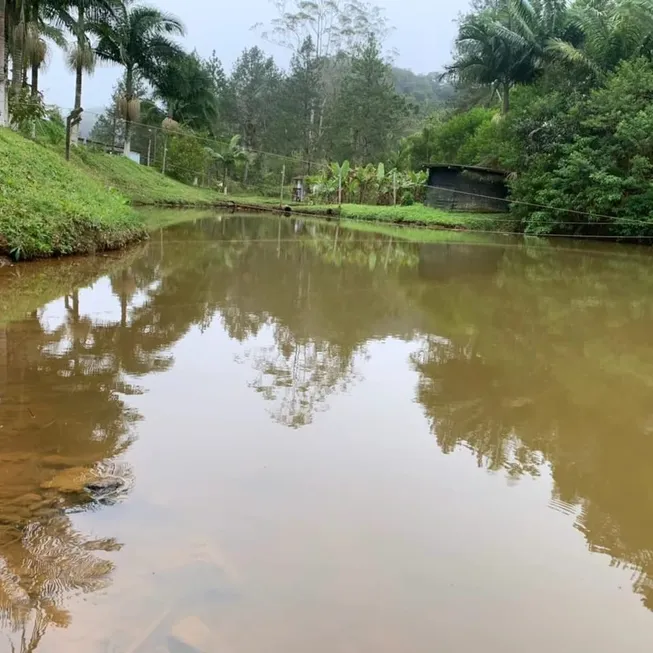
[392,67,456,116]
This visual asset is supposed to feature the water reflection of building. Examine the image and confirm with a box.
[417,243,504,281]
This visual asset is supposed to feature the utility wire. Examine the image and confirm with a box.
[63,106,653,231]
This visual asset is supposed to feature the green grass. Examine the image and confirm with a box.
[0,129,146,260]
[72,148,219,205]
[339,219,508,245]
[306,203,510,229]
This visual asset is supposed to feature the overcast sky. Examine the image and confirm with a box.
[41,0,472,112]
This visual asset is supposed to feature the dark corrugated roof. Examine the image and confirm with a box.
[425,163,508,176]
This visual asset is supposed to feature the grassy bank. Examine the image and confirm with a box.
[305,203,509,230]
[72,148,218,205]
[0,129,146,260]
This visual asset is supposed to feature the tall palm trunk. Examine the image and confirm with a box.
[30,60,37,95]
[70,58,83,144]
[11,0,25,91]
[30,0,38,96]
[123,65,133,156]
[0,0,7,125]
[71,3,84,145]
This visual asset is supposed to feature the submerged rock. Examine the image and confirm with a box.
[41,461,133,504]
[168,615,213,653]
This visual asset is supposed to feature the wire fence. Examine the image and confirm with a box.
[56,105,653,238]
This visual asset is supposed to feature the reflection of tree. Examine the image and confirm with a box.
[126,216,418,427]
[409,242,653,610]
[0,304,138,649]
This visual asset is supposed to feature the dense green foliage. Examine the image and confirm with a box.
[0,129,145,259]
[413,0,653,238]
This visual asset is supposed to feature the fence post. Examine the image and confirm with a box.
[393,170,397,206]
[147,135,151,167]
[338,170,342,205]
[280,165,286,206]
[161,137,168,175]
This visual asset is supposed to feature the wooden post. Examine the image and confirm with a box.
[338,170,342,205]
[65,108,83,161]
[280,165,286,206]
[393,170,397,206]
[161,137,168,174]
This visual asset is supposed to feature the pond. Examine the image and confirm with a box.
[1,212,653,652]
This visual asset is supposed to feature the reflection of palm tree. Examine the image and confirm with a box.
[1,517,119,653]
[0,308,135,648]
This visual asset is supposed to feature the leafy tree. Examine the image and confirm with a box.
[151,51,217,132]
[206,134,249,188]
[547,0,653,79]
[93,0,184,155]
[284,36,322,168]
[509,58,653,237]
[327,35,406,164]
[224,46,284,155]
[257,0,388,58]
[447,0,568,113]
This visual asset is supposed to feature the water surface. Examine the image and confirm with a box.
[1,213,653,652]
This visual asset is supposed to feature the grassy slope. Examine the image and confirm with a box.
[0,129,146,259]
[72,148,218,205]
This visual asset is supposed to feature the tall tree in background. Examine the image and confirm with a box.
[285,36,321,167]
[257,0,389,155]
[258,0,387,57]
[328,36,405,163]
[93,0,184,155]
[226,46,282,154]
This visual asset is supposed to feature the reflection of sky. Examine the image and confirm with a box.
[36,317,653,652]
[38,277,161,334]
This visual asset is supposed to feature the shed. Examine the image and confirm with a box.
[425,164,509,213]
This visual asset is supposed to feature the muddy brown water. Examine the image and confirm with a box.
[1,212,653,652]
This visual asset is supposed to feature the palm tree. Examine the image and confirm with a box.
[93,0,184,156]
[206,134,248,188]
[150,52,217,132]
[54,0,117,145]
[547,0,653,79]
[447,0,568,113]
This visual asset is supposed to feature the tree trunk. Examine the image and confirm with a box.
[30,61,38,96]
[30,0,38,96]
[71,59,83,145]
[0,0,7,126]
[11,0,25,91]
[123,66,133,157]
[71,4,84,145]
